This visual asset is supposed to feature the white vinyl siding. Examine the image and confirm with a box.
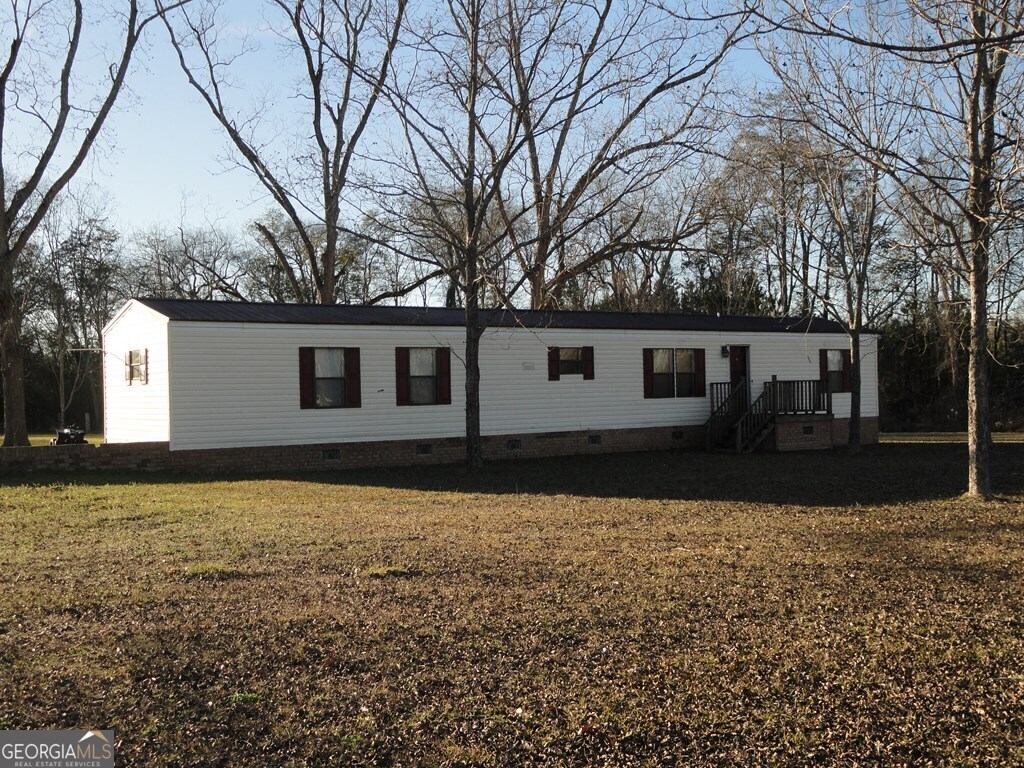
[157,320,878,451]
[102,301,171,443]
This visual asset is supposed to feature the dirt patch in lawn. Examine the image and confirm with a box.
[0,444,1022,766]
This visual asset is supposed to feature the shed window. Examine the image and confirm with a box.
[125,349,148,385]
[643,348,705,398]
[396,347,452,406]
[299,347,361,409]
[820,348,852,393]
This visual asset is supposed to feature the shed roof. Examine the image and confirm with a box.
[133,297,851,334]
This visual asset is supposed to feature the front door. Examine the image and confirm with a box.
[729,345,749,412]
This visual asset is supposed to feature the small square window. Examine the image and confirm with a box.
[558,347,584,376]
[397,347,450,406]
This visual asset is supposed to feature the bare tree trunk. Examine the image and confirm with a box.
[967,257,991,497]
[0,260,28,446]
[464,295,484,468]
[848,330,862,454]
[1,337,28,447]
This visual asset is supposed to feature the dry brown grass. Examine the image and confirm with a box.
[1,443,1022,766]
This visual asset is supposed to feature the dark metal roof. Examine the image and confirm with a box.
[134,297,852,334]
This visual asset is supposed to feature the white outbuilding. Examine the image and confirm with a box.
[101,298,879,469]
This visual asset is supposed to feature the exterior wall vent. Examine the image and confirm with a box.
[506,439,522,450]
[322,448,341,461]
[588,434,602,445]
[415,443,433,455]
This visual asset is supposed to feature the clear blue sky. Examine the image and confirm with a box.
[82,1,274,233]
[75,3,771,236]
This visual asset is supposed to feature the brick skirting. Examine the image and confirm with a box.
[774,416,880,452]
[0,418,878,474]
[0,425,706,474]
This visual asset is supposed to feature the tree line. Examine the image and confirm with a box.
[1,0,1022,498]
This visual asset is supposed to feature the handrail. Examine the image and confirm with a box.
[734,384,775,452]
[704,381,746,450]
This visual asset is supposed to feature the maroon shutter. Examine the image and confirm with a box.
[344,348,361,407]
[819,348,829,388]
[582,346,595,380]
[642,348,654,398]
[299,347,315,409]
[694,348,706,397]
[396,347,411,405]
[436,347,451,405]
[547,347,560,381]
[841,349,853,392]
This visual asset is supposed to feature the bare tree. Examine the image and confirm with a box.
[381,0,749,467]
[801,150,903,453]
[763,0,1024,497]
[159,0,409,305]
[492,0,750,309]
[129,222,249,300]
[379,0,527,467]
[0,0,184,446]
[33,193,123,429]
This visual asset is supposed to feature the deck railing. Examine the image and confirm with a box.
[705,377,832,452]
[767,377,832,415]
[709,381,735,414]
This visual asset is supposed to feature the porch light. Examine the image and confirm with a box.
[721,345,730,358]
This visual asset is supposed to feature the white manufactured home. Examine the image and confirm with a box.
[101,298,879,470]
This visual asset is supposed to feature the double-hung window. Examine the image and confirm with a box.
[820,349,852,393]
[125,349,148,385]
[299,347,361,408]
[396,347,452,406]
[643,348,705,398]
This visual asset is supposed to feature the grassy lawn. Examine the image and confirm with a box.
[1,444,1022,766]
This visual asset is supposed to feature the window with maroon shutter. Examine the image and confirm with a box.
[299,347,361,408]
[820,348,852,393]
[548,346,593,378]
[397,347,450,405]
[643,348,705,398]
